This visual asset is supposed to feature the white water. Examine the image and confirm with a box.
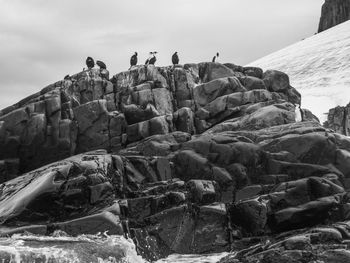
[0,233,145,263]
[0,232,229,263]
[248,20,350,123]
[155,253,228,263]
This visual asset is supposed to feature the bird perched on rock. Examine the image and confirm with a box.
[146,52,157,65]
[172,52,179,65]
[64,74,70,80]
[96,60,107,69]
[130,52,138,68]
[96,60,109,79]
[86,57,95,69]
[212,52,219,62]
[149,52,157,65]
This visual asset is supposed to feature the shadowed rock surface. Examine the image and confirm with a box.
[318,0,350,32]
[324,103,350,136]
[1,63,350,261]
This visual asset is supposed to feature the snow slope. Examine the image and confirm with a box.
[248,20,350,122]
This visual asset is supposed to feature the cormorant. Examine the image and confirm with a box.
[146,52,157,65]
[130,52,138,68]
[149,55,157,65]
[96,60,107,69]
[86,57,95,69]
[172,52,179,65]
[212,52,219,62]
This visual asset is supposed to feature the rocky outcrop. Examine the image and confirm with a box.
[220,221,350,263]
[318,0,350,32]
[0,64,300,181]
[324,103,350,135]
[2,62,350,261]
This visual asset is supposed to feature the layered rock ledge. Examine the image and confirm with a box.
[0,62,350,262]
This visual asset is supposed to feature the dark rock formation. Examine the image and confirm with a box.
[324,103,350,135]
[220,221,350,263]
[1,62,350,261]
[318,0,350,32]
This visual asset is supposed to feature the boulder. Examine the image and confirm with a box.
[52,211,123,236]
[263,70,290,92]
[193,77,245,107]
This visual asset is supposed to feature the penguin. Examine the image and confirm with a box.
[172,52,179,65]
[86,57,95,69]
[212,52,219,62]
[294,104,302,122]
[96,60,107,69]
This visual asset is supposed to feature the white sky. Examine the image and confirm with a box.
[0,0,323,109]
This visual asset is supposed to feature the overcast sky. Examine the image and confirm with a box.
[0,0,323,109]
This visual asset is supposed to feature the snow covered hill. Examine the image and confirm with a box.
[248,20,350,122]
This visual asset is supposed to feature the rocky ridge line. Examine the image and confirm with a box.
[0,62,350,262]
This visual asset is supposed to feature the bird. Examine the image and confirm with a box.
[146,52,157,65]
[130,52,138,68]
[212,52,219,62]
[96,60,107,69]
[149,55,157,65]
[172,52,179,65]
[64,74,70,80]
[86,57,95,69]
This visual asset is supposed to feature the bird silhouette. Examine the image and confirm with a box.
[172,52,179,65]
[130,52,138,68]
[149,55,157,65]
[96,60,106,69]
[212,52,219,62]
[86,57,95,69]
[146,52,157,65]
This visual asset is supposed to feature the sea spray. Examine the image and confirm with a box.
[155,252,229,263]
[0,232,146,263]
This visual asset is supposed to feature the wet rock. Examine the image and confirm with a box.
[186,179,220,205]
[193,203,229,253]
[51,211,123,236]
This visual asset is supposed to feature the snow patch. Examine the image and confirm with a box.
[247,20,350,122]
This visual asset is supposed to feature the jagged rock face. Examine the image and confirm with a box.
[318,0,350,32]
[324,104,350,135]
[220,221,350,263]
[2,62,350,261]
[0,63,300,181]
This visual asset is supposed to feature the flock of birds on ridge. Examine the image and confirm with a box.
[82,51,220,71]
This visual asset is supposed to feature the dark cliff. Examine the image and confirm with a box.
[318,0,350,32]
[324,103,350,135]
